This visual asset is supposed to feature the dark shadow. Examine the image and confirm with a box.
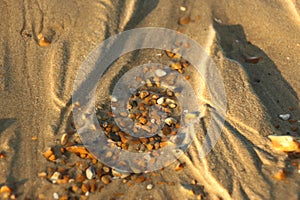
[123,0,159,30]
[0,118,16,134]
[213,21,299,135]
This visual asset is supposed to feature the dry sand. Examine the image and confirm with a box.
[0,0,299,199]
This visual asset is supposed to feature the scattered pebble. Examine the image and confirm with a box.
[178,15,191,25]
[273,169,287,180]
[146,184,153,190]
[86,166,96,180]
[243,55,261,64]
[180,6,187,11]
[156,97,164,105]
[101,175,111,185]
[165,117,177,126]
[279,114,291,121]
[50,172,61,183]
[38,33,51,47]
[53,192,59,200]
[60,133,68,145]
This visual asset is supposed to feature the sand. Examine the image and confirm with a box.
[0,0,299,199]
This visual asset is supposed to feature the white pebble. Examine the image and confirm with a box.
[50,172,61,183]
[146,184,153,190]
[155,69,167,77]
[157,97,164,105]
[279,114,291,121]
[53,193,59,199]
[111,96,118,102]
[165,117,177,126]
[180,6,186,11]
[86,166,95,180]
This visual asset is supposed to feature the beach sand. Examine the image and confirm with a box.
[0,0,299,199]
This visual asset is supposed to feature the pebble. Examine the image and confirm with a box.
[38,33,51,47]
[50,172,61,183]
[101,175,111,185]
[268,135,300,152]
[60,133,68,145]
[112,169,131,178]
[86,166,95,180]
[180,6,186,11]
[279,114,291,121]
[140,91,150,99]
[157,97,164,105]
[165,117,177,126]
[53,192,59,200]
[155,69,167,77]
[146,184,153,190]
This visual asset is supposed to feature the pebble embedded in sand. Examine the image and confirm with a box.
[180,6,186,11]
[279,114,291,121]
[0,185,12,194]
[60,133,68,145]
[38,33,51,47]
[178,15,191,25]
[273,169,287,180]
[156,97,164,105]
[101,175,111,184]
[53,192,59,200]
[50,172,61,183]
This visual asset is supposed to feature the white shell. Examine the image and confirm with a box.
[146,184,153,190]
[156,97,164,105]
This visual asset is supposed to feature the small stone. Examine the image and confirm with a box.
[180,6,186,11]
[165,117,177,126]
[169,103,177,108]
[86,166,95,180]
[146,184,153,190]
[81,183,90,193]
[50,172,61,183]
[43,148,54,159]
[279,114,291,121]
[273,169,287,180]
[38,33,51,47]
[139,117,148,125]
[101,175,111,185]
[112,169,131,178]
[0,185,12,194]
[38,172,47,178]
[103,166,111,173]
[53,192,59,200]
[157,97,164,105]
[140,91,150,99]
[111,96,118,102]
[170,62,182,70]
[155,69,167,77]
[60,133,68,145]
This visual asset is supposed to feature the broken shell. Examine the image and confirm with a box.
[60,133,68,145]
[155,69,167,77]
[86,166,96,180]
[279,114,291,121]
[165,117,177,126]
[268,135,300,152]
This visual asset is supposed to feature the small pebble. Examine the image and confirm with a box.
[86,166,96,180]
[157,97,164,105]
[53,192,59,200]
[178,15,191,25]
[50,172,61,183]
[155,69,167,77]
[146,184,153,190]
[101,175,111,185]
[279,114,291,121]
[165,117,177,126]
[180,6,186,11]
[60,133,68,145]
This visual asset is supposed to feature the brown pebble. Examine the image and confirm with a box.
[140,91,150,99]
[146,144,153,151]
[66,145,89,155]
[38,172,47,178]
[43,148,54,159]
[48,154,57,161]
[72,185,79,193]
[178,15,191,25]
[90,180,97,193]
[135,175,145,183]
[81,183,90,193]
[0,152,6,159]
[288,107,295,111]
[291,127,298,132]
[162,126,172,135]
[101,175,111,185]
[31,136,38,141]
[273,169,287,180]
[175,163,185,171]
[59,195,69,200]
[76,174,85,182]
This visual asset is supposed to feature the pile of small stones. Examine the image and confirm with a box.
[38,49,192,199]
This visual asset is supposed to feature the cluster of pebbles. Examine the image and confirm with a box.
[36,50,193,199]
